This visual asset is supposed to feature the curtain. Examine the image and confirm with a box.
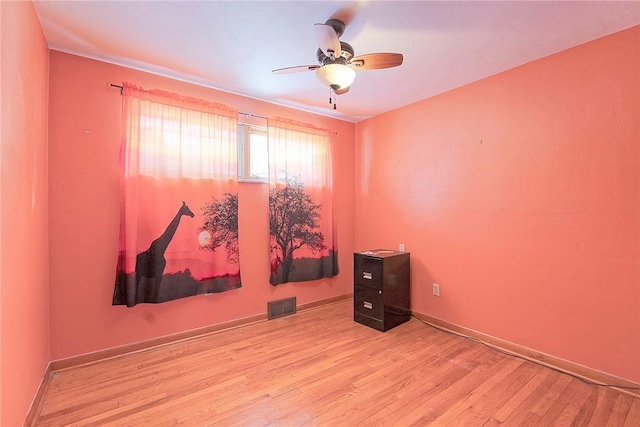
[267,117,339,285]
[113,83,240,307]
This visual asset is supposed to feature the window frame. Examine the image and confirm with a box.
[238,122,268,183]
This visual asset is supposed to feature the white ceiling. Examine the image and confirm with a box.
[33,1,640,123]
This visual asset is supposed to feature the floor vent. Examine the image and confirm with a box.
[267,297,297,320]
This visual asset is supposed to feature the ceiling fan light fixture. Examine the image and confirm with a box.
[315,63,356,91]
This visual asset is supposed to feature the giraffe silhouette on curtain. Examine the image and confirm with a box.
[135,201,195,302]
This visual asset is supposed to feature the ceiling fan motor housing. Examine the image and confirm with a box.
[316,41,354,64]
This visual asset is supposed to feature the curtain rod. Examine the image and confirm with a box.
[107,83,337,134]
[109,83,124,94]
[239,112,267,120]
[108,83,266,120]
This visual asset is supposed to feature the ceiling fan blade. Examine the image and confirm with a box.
[272,65,320,74]
[351,53,403,70]
[334,87,350,95]
[313,23,341,59]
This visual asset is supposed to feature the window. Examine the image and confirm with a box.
[135,111,237,179]
[238,123,268,182]
[267,121,330,188]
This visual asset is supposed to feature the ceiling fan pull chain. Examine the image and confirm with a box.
[330,87,337,109]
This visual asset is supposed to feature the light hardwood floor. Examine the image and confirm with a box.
[34,300,640,426]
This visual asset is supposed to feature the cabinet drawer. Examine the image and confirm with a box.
[354,284,383,320]
[354,255,382,289]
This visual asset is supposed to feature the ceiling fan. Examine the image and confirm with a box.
[272,19,403,109]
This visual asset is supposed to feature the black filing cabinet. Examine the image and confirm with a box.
[354,250,410,331]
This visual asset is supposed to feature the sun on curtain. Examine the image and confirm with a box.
[113,83,241,307]
[267,117,339,285]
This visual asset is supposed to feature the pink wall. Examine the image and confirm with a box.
[48,51,355,360]
[0,1,50,425]
[5,9,636,423]
[355,26,640,383]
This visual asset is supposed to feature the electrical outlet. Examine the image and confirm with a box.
[433,283,440,296]
[399,243,405,252]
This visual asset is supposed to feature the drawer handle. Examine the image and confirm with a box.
[363,301,373,310]
[362,272,372,280]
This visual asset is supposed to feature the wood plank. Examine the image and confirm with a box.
[414,311,640,400]
[608,394,635,426]
[580,388,621,426]
[427,359,539,426]
[490,364,553,423]
[32,299,640,426]
[554,380,601,425]
[623,397,640,427]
